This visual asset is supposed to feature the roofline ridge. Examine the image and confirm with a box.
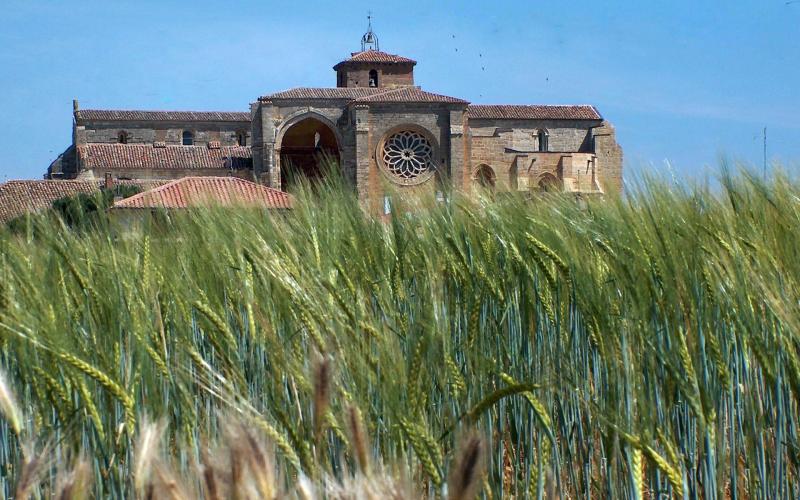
[418,88,470,100]
[78,108,248,112]
[113,176,292,209]
[465,103,602,120]
[468,103,599,108]
[113,177,185,208]
[353,87,402,101]
[352,86,469,104]
[89,143,251,148]
[262,86,388,101]
[4,179,97,184]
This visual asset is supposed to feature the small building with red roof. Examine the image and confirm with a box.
[111,177,292,211]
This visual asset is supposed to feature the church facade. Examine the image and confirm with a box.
[47,27,623,210]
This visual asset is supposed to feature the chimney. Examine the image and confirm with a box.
[73,99,79,112]
[104,172,114,190]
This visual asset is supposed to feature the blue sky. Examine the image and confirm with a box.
[0,0,798,182]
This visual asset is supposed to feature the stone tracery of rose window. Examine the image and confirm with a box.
[381,130,434,181]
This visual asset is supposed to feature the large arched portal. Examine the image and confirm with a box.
[278,117,340,191]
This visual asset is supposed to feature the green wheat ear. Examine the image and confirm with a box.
[58,352,136,432]
[464,383,540,425]
[499,373,552,441]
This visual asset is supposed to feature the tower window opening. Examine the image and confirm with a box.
[182,130,194,146]
[369,69,379,87]
[118,131,128,144]
[237,131,247,146]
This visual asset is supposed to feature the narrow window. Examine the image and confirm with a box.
[182,131,194,146]
[369,69,379,88]
[118,131,128,144]
[237,131,247,146]
[538,130,549,152]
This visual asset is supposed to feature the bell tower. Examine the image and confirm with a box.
[333,15,417,89]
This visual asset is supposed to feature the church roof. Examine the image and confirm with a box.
[261,87,467,105]
[80,144,252,171]
[261,87,386,101]
[0,179,168,223]
[75,110,250,122]
[353,87,469,104]
[333,50,416,69]
[112,177,292,210]
[466,105,602,120]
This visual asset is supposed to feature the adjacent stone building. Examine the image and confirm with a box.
[46,24,623,211]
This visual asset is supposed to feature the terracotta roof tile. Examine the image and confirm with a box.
[75,110,250,122]
[0,179,168,223]
[260,87,387,101]
[333,50,416,69]
[112,177,293,210]
[466,105,602,120]
[80,144,252,171]
[353,87,469,104]
[262,87,467,105]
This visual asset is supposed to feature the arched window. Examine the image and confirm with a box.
[182,131,194,146]
[473,164,496,189]
[538,129,549,152]
[369,69,379,88]
[236,131,247,146]
[537,173,561,192]
[118,131,128,144]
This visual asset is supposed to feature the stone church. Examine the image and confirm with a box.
[46,23,623,211]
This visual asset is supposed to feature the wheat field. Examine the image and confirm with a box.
[0,169,799,498]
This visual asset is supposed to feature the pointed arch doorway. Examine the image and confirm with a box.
[277,116,341,192]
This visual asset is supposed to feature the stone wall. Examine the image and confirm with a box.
[78,120,251,147]
[466,118,622,194]
[77,168,253,182]
[468,119,597,154]
[591,121,623,194]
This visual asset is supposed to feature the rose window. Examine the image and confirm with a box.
[381,130,434,181]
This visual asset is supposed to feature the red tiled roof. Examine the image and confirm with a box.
[261,87,467,105]
[112,177,293,210]
[75,110,250,122]
[80,144,252,171]
[0,179,169,223]
[466,105,602,120]
[261,87,387,101]
[353,87,469,104]
[333,50,416,69]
